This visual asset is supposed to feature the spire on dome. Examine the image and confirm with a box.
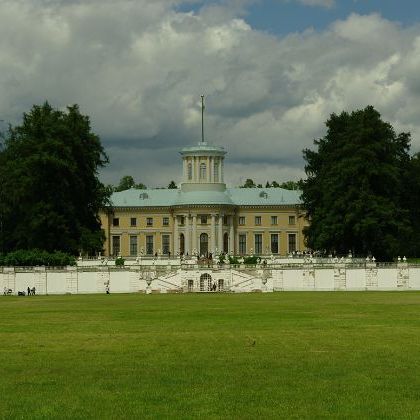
[201,95,205,144]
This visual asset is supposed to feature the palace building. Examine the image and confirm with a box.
[100,102,307,257]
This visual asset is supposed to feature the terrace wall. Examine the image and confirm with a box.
[1,262,419,295]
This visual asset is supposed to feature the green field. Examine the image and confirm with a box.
[1,292,420,419]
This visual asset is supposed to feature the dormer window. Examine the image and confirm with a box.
[187,162,192,180]
[199,163,206,180]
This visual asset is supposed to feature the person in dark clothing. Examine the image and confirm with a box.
[27,287,31,296]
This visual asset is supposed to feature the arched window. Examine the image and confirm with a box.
[223,232,229,253]
[200,233,208,256]
[214,161,219,182]
[187,162,192,180]
[199,163,206,180]
[180,233,185,255]
[200,273,212,292]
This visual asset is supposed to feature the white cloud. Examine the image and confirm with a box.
[0,1,420,187]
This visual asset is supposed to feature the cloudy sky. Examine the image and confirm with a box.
[1,0,420,187]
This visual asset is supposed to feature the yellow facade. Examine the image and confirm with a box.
[100,206,307,257]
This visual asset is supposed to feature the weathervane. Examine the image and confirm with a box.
[201,95,205,143]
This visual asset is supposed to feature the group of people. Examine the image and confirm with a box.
[26,286,36,296]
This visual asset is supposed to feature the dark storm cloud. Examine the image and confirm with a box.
[0,1,419,187]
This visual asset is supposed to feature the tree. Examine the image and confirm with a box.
[114,176,146,192]
[168,180,177,189]
[301,106,412,260]
[0,102,110,255]
[241,178,256,188]
[279,181,300,190]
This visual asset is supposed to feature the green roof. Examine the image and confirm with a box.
[109,187,301,208]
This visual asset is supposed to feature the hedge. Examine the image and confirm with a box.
[0,250,76,267]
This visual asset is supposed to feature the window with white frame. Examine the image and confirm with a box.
[146,217,153,227]
[288,233,296,253]
[271,234,279,254]
[271,216,278,225]
[146,235,154,255]
[254,234,262,255]
[162,235,170,255]
[238,216,245,226]
[239,234,246,254]
[163,217,169,226]
[112,236,120,256]
[289,215,296,225]
[130,236,138,256]
[255,216,262,226]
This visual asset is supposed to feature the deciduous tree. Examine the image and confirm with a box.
[301,106,412,260]
[0,102,109,254]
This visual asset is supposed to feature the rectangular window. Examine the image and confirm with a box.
[255,234,262,255]
[288,234,296,253]
[239,234,246,255]
[180,216,185,226]
[271,216,278,225]
[147,217,153,227]
[289,215,296,225]
[200,216,207,224]
[112,236,120,256]
[162,235,170,255]
[239,216,245,226]
[112,218,119,227]
[163,217,169,226]
[146,235,154,255]
[130,217,137,227]
[223,215,228,225]
[271,234,279,254]
[255,216,261,226]
[130,236,138,256]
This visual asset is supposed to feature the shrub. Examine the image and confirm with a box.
[0,249,76,266]
[243,255,260,265]
[115,257,125,266]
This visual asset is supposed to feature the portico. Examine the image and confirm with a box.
[172,210,235,256]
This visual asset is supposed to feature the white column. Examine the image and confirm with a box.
[218,214,223,253]
[192,214,197,255]
[210,214,216,254]
[185,215,190,255]
[173,215,178,255]
[229,215,234,254]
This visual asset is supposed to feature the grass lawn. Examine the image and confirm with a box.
[1,292,420,419]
